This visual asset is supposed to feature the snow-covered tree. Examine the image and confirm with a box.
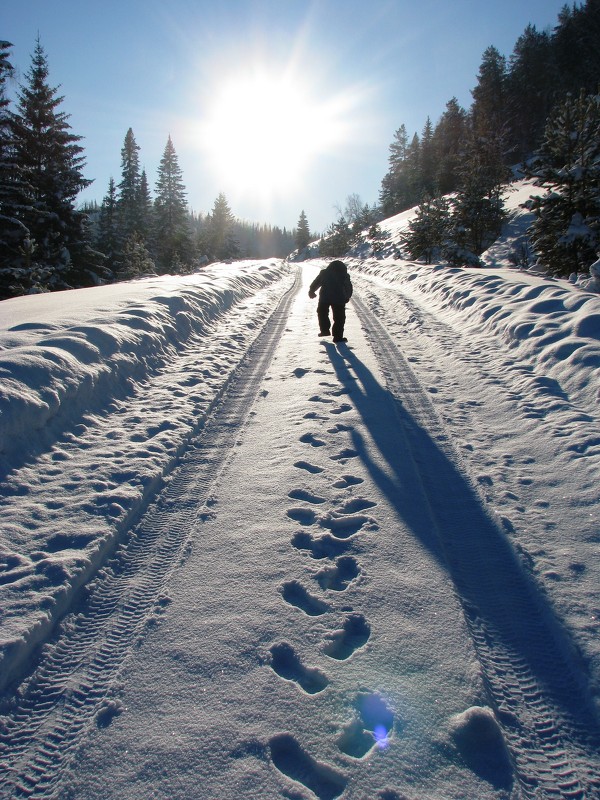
[447,118,510,261]
[319,216,352,257]
[524,89,600,276]
[403,195,452,264]
[153,136,193,273]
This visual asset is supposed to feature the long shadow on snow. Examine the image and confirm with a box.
[324,341,600,752]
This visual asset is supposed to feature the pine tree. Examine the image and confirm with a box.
[137,169,154,248]
[8,38,104,294]
[432,98,468,195]
[200,193,239,262]
[379,124,410,214]
[448,125,510,261]
[97,177,119,267]
[524,89,600,276]
[553,0,600,97]
[117,127,142,241]
[153,136,193,273]
[471,45,508,137]
[402,195,452,264]
[419,117,436,197]
[319,216,352,257]
[295,209,311,251]
[506,25,556,160]
[116,232,155,280]
[0,40,32,297]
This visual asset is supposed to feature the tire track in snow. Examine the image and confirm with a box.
[0,270,302,799]
[352,294,600,799]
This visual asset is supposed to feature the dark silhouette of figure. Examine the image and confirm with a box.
[308,260,353,342]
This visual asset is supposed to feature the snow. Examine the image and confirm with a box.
[1,188,600,798]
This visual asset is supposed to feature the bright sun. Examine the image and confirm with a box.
[200,67,348,198]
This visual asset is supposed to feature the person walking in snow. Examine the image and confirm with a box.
[308,260,353,343]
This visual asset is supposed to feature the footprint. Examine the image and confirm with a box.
[329,448,359,462]
[338,692,394,757]
[294,460,325,474]
[331,474,364,489]
[308,395,334,405]
[292,531,353,560]
[323,613,370,660]
[330,403,353,415]
[281,580,330,616]
[320,513,374,539]
[269,734,347,800]
[300,432,327,448]
[287,507,318,526]
[316,556,360,591]
[293,368,309,378]
[288,489,327,505]
[269,643,329,694]
[327,423,353,434]
[338,498,377,514]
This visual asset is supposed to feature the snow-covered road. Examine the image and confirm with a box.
[1,259,599,799]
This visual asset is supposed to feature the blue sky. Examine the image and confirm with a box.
[4,0,569,233]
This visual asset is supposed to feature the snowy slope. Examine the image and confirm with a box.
[1,212,600,798]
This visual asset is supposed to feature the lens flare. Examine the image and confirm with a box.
[373,724,390,749]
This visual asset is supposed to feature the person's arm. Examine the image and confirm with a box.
[309,271,323,298]
[344,276,353,301]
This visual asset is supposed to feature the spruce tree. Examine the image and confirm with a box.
[0,40,32,297]
[524,90,600,276]
[200,193,239,262]
[294,209,311,251]
[9,39,103,294]
[506,25,556,160]
[138,169,154,249]
[448,125,510,262]
[319,216,351,257]
[419,117,436,197]
[432,98,468,195]
[471,45,508,136]
[97,177,119,267]
[379,124,410,214]
[117,127,142,241]
[403,195,451,264]
[154,136,193,273]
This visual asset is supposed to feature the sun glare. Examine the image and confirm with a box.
[199,67,350,199]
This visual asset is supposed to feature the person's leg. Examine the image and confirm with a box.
[317,302,331,335]
[331,304,346,341]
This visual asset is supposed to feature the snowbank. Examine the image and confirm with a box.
[349,259,600,409]
[0,259,292,689]
[0,261,288,458]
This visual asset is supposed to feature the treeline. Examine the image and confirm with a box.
[319,0,600,277]
[377,0,600,275]
[0,39,305,300]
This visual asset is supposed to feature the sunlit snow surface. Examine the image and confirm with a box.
[1,184,599,799]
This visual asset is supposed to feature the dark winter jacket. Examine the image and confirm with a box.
[309,260,353,305]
